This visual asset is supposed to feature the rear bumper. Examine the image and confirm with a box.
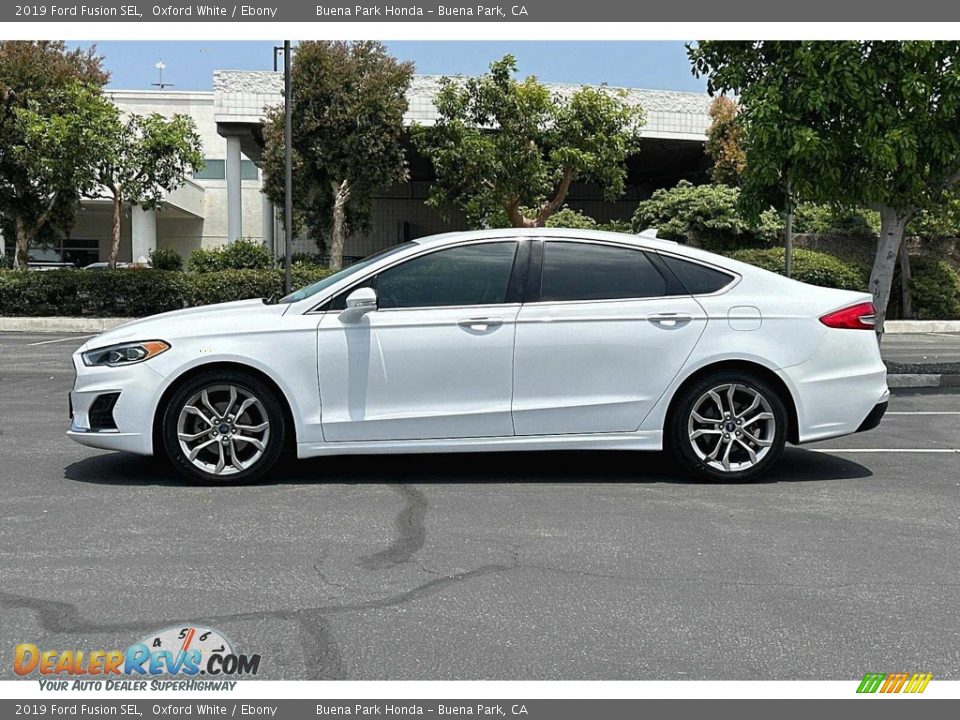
[856,400,888,433]
[780,328,889,444]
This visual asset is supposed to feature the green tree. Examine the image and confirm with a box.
[93,112,203,268]
[414,55,645,229]
[262,41,413,271]
[689,41,960,334]
[0,41,109,269]
[705,96,745,186]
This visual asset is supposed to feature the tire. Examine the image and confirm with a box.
[161,370,287,485]
[669,370,788,483]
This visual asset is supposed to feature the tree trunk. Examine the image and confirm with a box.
[108,191,122,270]
[869,207,911,338]
[534,168,574,227]
[505,198,526,228]
[327,179,350,272]
[13,215,34,270]
[899,241,913,320]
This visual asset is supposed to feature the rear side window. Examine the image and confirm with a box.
[539,242,667,302]
[376,242,518,309]
[660,254,735,295]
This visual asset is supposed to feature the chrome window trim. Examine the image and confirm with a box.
[530,237,742,305]
[305,237,524,315]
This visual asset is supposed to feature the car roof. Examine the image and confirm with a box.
[413,227,685,250]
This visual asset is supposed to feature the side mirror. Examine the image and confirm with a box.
[343,286,378,317]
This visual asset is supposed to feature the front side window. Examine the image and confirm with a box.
[376,242,518,309]
[279,243,415,304]
[540,241,667,302]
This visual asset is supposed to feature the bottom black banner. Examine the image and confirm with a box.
[2,699,958,720]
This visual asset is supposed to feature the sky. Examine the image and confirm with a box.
[68,41,707,93]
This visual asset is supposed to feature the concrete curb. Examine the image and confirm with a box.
[885,320,960,333]
[0,317,130,333]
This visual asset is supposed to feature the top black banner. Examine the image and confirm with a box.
[6,0,960,22]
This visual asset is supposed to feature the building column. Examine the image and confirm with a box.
[261,193,275,256]
[226,134,243,243]
[131,206,157,264]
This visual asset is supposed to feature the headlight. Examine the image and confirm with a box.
[82,340,170,367]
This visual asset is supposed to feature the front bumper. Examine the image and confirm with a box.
[67,353,166,456]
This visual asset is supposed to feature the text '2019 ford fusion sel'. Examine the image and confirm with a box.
[68,228,889,484]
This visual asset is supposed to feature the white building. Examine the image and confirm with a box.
[4,71,714,267]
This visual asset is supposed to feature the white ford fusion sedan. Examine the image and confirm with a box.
[68,228,889,484]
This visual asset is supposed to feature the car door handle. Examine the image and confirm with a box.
[458,317,503,331]
[648,312,692,328]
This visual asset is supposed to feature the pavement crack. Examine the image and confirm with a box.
[357,484,428,571]
[1,558,512,679]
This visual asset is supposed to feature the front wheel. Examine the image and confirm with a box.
[161,370,286,485]
[669,371,787,483]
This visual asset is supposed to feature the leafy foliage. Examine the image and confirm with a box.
[187,238,274,273]
[413,55,644,229]
[0,266,334,317]
[705,96,746,186]
[0,41,109,268]
[148,247,184,272]
[906,197,960,239]
[909,257,960,319]
[484,205,601,230]
[729,248,869,291]
[689,41,960,329]
[262,41,413,270]
[93,111,203,266]
[632,181,754,250]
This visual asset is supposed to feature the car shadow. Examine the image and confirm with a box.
[64,446,872,488]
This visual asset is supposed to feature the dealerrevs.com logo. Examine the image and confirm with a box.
[14,625,261,691]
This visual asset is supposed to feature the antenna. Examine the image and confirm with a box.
[152,59,174,90]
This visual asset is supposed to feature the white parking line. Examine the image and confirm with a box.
[811,448,960,453]
[27,335,95,346]
[887,411,960,415]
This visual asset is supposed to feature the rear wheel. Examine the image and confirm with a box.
[669,371,787,483]
[161,370,286,485]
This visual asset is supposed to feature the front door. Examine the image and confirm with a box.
[512,240,707,435]
[318,240,522,442]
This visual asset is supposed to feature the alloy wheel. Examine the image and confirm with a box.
[687,383,776,473]
[176,384,271,476]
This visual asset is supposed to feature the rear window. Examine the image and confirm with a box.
[540,242,667,302]
[660,255,735,295]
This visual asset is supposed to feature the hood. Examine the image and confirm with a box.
[80,299,287,351]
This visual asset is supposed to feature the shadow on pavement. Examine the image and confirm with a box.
[64,446,872,488]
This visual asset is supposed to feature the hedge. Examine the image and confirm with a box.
[0,267,333,317]
[909,257,960,319]
[728,248,869,291]
[187,238,274,273]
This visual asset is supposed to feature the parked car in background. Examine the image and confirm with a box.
[27,262,76,271]
[82,262,133,271]
[68,229,889,484]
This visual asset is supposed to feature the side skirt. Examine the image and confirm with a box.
[297,431,663,458]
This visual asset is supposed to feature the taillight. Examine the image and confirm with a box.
[819,302,877,330]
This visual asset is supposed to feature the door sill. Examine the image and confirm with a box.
[297,431,662,458]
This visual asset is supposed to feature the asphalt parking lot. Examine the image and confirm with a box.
[1,331,958,680]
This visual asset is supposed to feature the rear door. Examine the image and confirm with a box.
[512,239,707,435]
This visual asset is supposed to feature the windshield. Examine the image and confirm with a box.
[276,243,415,304]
